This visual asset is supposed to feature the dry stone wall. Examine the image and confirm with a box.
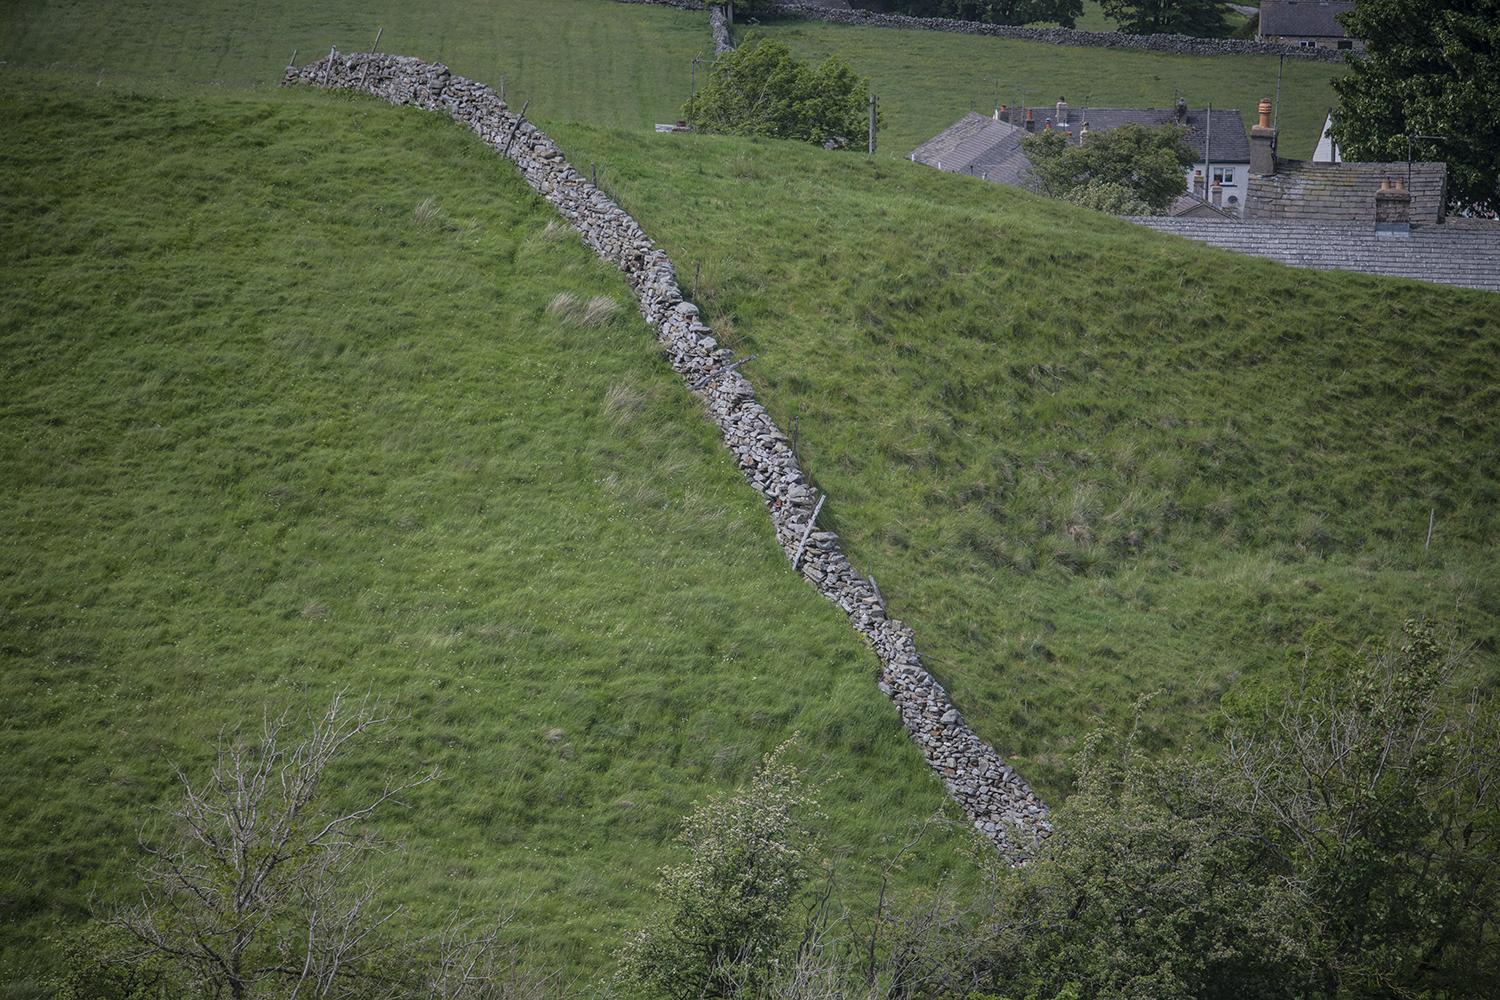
[711,5,736,53]
[615,0,1348,61]
[283,50,1051,861]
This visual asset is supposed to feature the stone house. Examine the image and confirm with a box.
[1257,0,1361,51]
[910,101,1252,209]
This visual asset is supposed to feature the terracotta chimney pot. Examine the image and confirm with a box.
[1258,98,1272,130]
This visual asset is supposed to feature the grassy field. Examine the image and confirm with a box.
[0,0,1342,157]
[1,0,1492,991]
[543,119,1500,794]
[734,13,1343,155]
[0,78,978,989]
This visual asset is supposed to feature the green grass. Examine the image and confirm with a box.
[0,0,1341,161]
[541,120,1500,796]
[0,78,977,990]
[0,0,1491,990]
[734,13,1343,154]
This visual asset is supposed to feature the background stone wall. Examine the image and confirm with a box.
[667,0,1351,61]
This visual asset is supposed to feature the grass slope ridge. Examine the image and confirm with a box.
[542,119,1500,797]
[0,78,974,987]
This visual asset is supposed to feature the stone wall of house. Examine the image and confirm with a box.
[282,50,1051,861]
[1247,160,1447,224]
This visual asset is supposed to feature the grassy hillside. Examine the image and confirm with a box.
[543,119,1500,795]
[0,78,974,989]
[1,0,1492,991]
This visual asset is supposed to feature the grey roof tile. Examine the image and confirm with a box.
[1129,217,1500,292]
[910,108,1251,188]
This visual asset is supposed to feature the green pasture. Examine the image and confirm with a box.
[542,119,1499,795]
[0,0,1342,159]
[0,0,1489,992]
[0,78,974,990]
[734,14,1343,154]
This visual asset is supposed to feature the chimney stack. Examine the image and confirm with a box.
[1079,122,1090,146]
[1250,97,1277,176]
[1375,174,1412,233]
[1056,97,1068,122]
[1176,98,1187,123]
[998,105,1010,123]
[1193,170,1205,199]
[1211,181,1223,207]
[1025,107,1035,132]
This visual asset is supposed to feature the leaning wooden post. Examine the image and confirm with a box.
[322,45,337,88]
[791,494,827,570]
[501,98,531,159]
[869,93,877,154]
[357,27,383,88]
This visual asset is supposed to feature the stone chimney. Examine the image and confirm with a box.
[1025,107,1035,132]
[1250,97,1277,176]
[1056,97,1068,122]
[1176,98,1187,123]
[1079,122,1090,146]
[1211,181,1223,207]
[1375,175,1412,233]
[1193,170,1206,199]
[998,105,1010,123]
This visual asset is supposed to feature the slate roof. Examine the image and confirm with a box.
[909,107,1251,187]
[909,113,1029,175]
[1259,0,1353,39]
[1129,218,1500,293]
[1168,193,1239,221]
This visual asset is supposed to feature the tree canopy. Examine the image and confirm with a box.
[1022,121,1197,213]
[1330,0,1500,215]
[1098,0,1233,36]
[883,0,1086,28]
[687,39,879,149]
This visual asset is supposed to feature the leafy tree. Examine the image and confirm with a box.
[1215,621,1500,999]
[615,739,826,1000]
[1098,0,1232,36]
[989,699,1306,1000]
[990,621,1499,1000]
[729,0,779,17]
[1022,122,1196,212]
[687,39,879,148]
[883,0,1086,29]
[1329,0,1500,215]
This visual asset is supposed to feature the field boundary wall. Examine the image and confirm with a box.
[612,0,1350,61]
[283,51,1052,860]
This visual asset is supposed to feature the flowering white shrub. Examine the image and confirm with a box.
[616,738,825,999]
